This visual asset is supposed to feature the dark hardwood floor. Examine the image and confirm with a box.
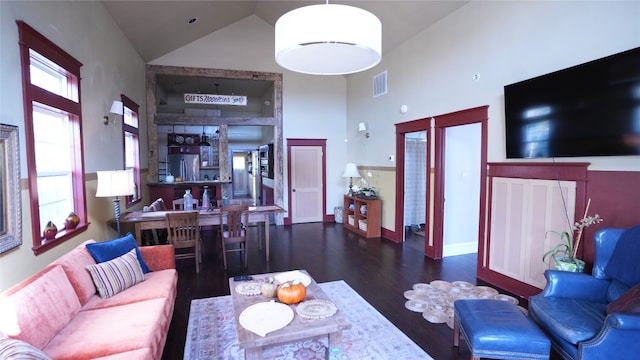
[160,222,515,360]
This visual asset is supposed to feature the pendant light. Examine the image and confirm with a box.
[199,126,210,146]
[168,125,179,146]
[275,1,382,75]
[215,83,221,117]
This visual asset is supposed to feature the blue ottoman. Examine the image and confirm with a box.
[453,299,550,360]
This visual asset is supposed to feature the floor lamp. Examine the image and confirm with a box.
[96,170,135,237]
[342,163,361,196]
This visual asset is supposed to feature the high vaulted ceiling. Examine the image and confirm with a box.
[102,0,469,63]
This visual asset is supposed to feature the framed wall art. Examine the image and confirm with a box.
[0,124,22,254]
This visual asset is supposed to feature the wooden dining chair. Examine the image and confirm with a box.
[165,211,202,273]
[172,198,200,210]
[144,198,167,245]
[219,204,248,269]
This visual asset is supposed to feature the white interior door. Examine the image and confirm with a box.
[291,146,323,223]
[232,152,249,196]
[443,123,481,257]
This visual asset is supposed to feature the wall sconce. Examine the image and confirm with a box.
[103,100,124,125]
[359,122,370,138]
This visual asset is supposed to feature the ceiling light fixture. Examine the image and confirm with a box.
[275,1,382,75]
[168,125,179,146]
[198,126,210,147]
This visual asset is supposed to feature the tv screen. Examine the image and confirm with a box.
[504,47,640,159]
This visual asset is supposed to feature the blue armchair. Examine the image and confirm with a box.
[529,227,640,360]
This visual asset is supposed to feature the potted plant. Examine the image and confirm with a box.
[360,187,376,197]
[542,199,603,272]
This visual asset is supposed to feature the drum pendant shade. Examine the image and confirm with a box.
[275,4,382,75]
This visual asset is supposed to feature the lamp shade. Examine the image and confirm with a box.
[110,101,124,115]
[358,122,367,132]
[342,163,361,178]
[275,4,382,75]
[96,170,135,197]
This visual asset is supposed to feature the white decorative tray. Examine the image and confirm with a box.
[235,281,262,296]
[296,299,337,319]
[274,270,312,287]
[239,301,294,337]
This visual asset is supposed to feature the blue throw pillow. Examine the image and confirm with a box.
[604,225,640,287]
[86,233,151,273]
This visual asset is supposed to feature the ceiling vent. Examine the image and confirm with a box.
[373,70,387,98]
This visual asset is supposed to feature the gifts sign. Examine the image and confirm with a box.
[184,93,247,106]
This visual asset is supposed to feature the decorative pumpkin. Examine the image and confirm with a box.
[277,280,306,304]
[43,221,58,240]
[261,279,278,298]
[64,212,80,229]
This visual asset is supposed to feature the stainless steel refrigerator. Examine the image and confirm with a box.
[167,154,200,181]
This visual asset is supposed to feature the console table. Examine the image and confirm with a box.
[343,195,381,238]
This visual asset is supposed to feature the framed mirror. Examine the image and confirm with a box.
[0,124,22,254]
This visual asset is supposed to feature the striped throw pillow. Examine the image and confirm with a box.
[86,248,145,299]
[0,338,51,360]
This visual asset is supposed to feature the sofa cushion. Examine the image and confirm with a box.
[529,296,606,345]
[49,240,98,305]
[604,224,640,287]
[83,269,177,310]
[0,265,81,349]
[607,278,631,303]
[138,244,175,271]
[0,337,51,360]
[86,233,150,273]
[42,298,173,360]
[86,249,145,299]
[607,283,640,314]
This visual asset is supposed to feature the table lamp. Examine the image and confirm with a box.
[342,163,361,195]
[96,170,135,236]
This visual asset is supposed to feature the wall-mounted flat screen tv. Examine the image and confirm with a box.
[504,47,640,159]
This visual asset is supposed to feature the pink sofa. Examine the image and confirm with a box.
[0,240,177,360]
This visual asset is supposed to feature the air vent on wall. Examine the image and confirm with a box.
[373,70,387,98]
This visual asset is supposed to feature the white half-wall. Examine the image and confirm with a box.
[346,1,640,171]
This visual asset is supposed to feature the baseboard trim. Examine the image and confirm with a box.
[443,241,477,257]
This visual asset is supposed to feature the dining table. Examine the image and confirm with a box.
[122,205,285,261]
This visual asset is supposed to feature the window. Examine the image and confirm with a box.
[18,21,87,254]
[121,95,141,207]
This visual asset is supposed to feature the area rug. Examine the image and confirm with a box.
[403,280,520,329]
[184,280,432,360]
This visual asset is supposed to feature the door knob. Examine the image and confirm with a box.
[292,189,296,192]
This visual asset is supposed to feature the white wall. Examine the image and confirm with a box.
[150,15,349,215]
[347,1,640,171]
[0,1,146,290]
[346,0,639,233]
